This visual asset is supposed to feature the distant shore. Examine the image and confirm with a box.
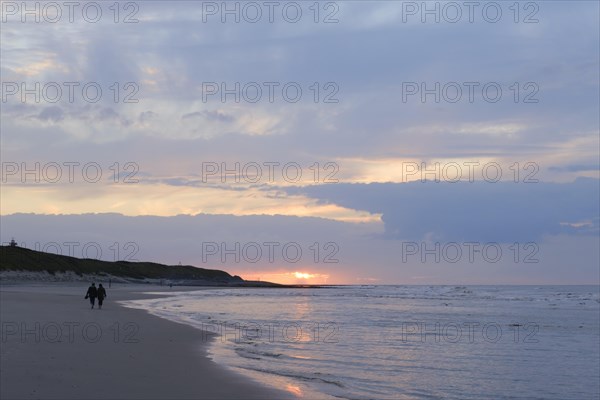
[0,284,294,399]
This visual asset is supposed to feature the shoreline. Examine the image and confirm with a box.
[0,283,295,400]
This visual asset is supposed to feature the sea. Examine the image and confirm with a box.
[121,285,600,400]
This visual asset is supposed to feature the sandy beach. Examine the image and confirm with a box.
[0,284,294,400]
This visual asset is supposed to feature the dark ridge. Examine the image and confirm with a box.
[0,245,286,287]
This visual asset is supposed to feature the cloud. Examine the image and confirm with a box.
[181,109,235,123]
[35,106,64,122]
[138,110,157,124]
[284,178,600,242]
[1,213,597,284]
[549,164,600,173]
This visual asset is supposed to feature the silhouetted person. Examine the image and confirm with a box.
[85,283,97,309]
[97,284,107,309]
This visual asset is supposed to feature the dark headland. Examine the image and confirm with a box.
[0,245,294,287]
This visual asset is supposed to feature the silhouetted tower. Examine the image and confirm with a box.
[9,238,17,247]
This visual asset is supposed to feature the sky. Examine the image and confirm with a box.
[1,0,599,284]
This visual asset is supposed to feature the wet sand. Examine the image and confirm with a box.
[0,284,294,399]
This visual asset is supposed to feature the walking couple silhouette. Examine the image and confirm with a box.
[85,283,107,309]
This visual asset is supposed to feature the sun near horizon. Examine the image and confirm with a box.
[236,270,332,285]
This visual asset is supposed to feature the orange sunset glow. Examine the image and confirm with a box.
[238,270,331,285]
